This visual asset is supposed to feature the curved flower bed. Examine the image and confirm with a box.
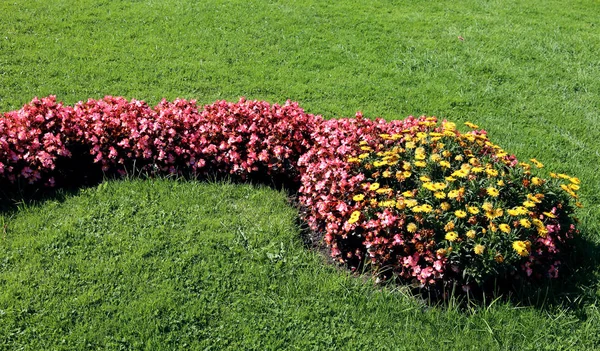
[0,96,582,294]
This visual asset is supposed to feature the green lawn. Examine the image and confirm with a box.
[1,0,599,349]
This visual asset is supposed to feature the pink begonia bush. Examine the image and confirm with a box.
[0,96,322,187]
[0,96,581,294]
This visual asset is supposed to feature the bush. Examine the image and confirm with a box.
[1,96,322,187]
[298,116,581,291]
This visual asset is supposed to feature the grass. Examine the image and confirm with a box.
[0,0,599,349]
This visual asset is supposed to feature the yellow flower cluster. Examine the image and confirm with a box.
[346,118,581,284]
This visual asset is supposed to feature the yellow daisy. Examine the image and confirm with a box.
[445,231,459,242]
[474,244,485,255]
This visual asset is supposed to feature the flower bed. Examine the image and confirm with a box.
[0,96,582,294]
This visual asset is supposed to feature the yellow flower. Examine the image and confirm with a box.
[420,204,433,213]
[407,223,418,233]
[512,241,530,257]
[519,219,532,228]
[486,168,499,177]
[507,208,519,216]
[520,162,531,170]
[445,176,457,182]
[570,177,581,185]
[485,208,503,220]
[405,141,416,149]
[569,183,580,191]
[402,190,414,198]
[380,200,396,207]
[423,182,437,191]
[412,205,424,213]
[532,218,544,228]
[445,231,459,242]
[466,230,476,239]
[443,121,457,131]
[452,169,469,178]
[434,192,447,199]
[347,157,360,163]
[430,153,442,162]
[514,206,528,215]
[557,173,570,179]
[402,161,412,171]
[531,177,543,186]
[471,166,484,173]
[405,199,418,208]
[444,221,455,232]
[376,187,392,194]
[455,210,467,218]
[415,153,426,160]
[523,200,536,208]
[439,160,451,168]
[497,180,505,187]
[414,161,427,167]
[440,202,451,211]
[369,183,380,191]
[448,190,460,199]
[348,211,361,224]
[465,122,479,129]
[474,244,485,255]
[382,170,391,178]
[538,227,549,237]
[353,194,365,201]
[434,182,447,190]
[403,171,412,178]
[499,223,511,233]
[482,202,494,212]
[486,187,500,197]
[530,158,544,168]
[420,175,431,182]
[358,153,370,159]
[543,211,556,219]
[442,150,452,158]
[436,248,447,257]
[467,206,479,214]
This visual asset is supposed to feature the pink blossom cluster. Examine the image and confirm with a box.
[0,96,322,187]
[0,96,73,186]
